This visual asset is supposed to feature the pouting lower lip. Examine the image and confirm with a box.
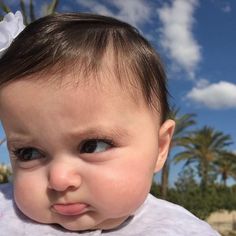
[52,203,88,216]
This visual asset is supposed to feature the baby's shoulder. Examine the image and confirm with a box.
[0,183,23,234]
[132,194,221,236]
[0,183,13,210]
[0,182,13,195]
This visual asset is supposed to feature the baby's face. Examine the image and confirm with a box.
[0,72,174,231]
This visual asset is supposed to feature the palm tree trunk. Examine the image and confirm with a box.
[200,162,208,192]
[161,159,169,199]
[222,171,227,187]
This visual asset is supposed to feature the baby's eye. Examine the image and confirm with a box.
[80,139,113,154]
[12,147,45,162]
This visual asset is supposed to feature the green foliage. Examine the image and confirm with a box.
[45,0,59,15]
[0,1,10,13]
[174,126,234,190]
[150,179,161,197]
[214,151,236,185]
[167,168,217,219]
[151,168,236,220]
[0,164,12,183]
[0,0,59,25]
[169,106,196,147]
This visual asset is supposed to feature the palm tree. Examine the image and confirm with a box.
[0,163,12,183]
[214,151,236,186]
[160,107,196,198]
[0,0,59,24]
[174,126,233,190]
[0,137,5,145]
[0,134,11,184]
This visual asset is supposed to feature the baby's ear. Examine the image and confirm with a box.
[154,119,175,173]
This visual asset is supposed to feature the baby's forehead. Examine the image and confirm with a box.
[0,69,161,130]
[0,65,143,106]
[38,60,147,102]
[5,71,161,131]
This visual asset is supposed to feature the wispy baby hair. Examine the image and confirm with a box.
[0,12,170,121]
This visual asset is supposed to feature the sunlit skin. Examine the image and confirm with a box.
[0,69,175,231]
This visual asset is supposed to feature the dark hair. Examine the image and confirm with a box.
[0,12,169,121]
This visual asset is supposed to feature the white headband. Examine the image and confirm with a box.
[0,11,25,58]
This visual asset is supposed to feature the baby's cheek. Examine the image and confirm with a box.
[13,173,51,223]
[92,168,151,216]
[14,180,36,216]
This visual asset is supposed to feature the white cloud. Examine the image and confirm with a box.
[195,78,209,88]
[76,0,152,27]
[186,81,236,109]
[76,0,113,16]
[222,3,231,13]
[110,0,151,27]
[157,0,201,78]
[210,0,231,13]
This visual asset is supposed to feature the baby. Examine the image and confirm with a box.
[0,12,220,235]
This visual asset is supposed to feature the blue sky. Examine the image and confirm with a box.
[0,0,236,185]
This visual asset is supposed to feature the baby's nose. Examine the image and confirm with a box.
[47,160,82,192]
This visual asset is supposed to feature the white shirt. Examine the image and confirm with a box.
[0,183,221,236]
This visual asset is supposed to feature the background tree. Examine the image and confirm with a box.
[168,171,236,219]
[174,126,233,191]
[160,107,196,198]
[214,151,236,186]
[0,163,12,183]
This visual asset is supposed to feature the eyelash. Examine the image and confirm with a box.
[11,147,45,162]
[10,137,115,162]
[80,138,115,152]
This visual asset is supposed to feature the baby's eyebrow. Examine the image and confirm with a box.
[6,125,131,147]
[6,137,34,149]
[66,125,132,140]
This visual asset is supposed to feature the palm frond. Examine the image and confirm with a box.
[0,1,11,13]
[29,0,36,22]
[47,0,59,15]
[20,0,28,25]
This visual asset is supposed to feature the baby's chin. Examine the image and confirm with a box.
[51,222,96,232]
[34,218,98,232]
[50,215,130,232]
[50,221,104,232]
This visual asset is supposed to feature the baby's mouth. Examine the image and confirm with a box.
[52,203,89,216]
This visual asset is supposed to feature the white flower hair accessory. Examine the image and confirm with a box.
[0,11,25,58]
